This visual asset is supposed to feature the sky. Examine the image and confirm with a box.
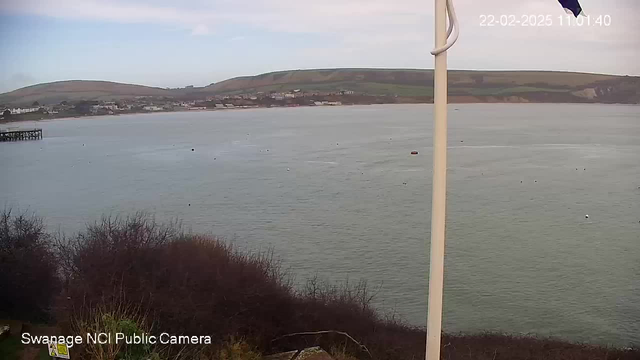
[0,0,639,93]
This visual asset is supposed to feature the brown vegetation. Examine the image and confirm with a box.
[0,210,60,322]
[57,214,295,349]
[1,210,638,360]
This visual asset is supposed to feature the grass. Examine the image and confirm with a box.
[214,82,581,98]
[215,81,434,96]
[209,69,626,96]
[353,83,433,96]
[3,69,635,106]
[0,333,66,360]
[0,336,22,360]
[463,86,571,96]
[69,303,160,360]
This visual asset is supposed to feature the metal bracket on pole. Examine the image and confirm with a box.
[426,0,459,360]
[431,0,460,56]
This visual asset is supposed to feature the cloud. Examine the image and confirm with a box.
[191,24,211,36]
[0,0,429,33]
[0,0,638,75]
[2,0,637,39]
[0,0,220,32]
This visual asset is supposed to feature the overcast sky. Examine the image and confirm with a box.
[0,0,638,92]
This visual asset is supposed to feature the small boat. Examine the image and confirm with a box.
[411,151,418,155]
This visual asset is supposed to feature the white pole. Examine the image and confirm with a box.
[426,0,449,358]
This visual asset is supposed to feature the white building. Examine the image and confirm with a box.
[143,105,163,111]
[9,107,39,114]
[92,104,119,111]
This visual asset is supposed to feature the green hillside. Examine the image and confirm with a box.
[1,69,638,105]
[0,80,174,106]
[201,69,639,103]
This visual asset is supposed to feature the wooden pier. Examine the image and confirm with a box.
[0,128,43,142]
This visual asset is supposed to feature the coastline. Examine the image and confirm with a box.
[1,101,637,126]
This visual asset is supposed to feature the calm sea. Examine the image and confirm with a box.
[2,104,639,346]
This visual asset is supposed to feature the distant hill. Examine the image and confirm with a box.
[204,68,612,93]
[1,69,638,105]
[0,80,174,106]
[201,69,640,103]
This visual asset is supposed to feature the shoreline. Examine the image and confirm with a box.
[1,101,637,126]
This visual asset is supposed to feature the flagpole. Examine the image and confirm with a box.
[426,0,458,358]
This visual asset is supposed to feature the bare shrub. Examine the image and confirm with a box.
[0,209,60,321]
[57,215,294,355]
[57,213,179,300]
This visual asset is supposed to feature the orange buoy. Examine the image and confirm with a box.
[411,151,418,155]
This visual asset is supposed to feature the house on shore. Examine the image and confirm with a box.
[9,107,40,115]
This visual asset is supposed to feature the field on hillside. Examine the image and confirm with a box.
[1,69,638,105]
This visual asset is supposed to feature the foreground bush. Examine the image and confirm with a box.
[57,214,295,355]
[0,209,60,321]
[56,215,412,358]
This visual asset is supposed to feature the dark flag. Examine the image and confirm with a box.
[558,0,584,17]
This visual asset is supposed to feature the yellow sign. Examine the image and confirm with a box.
[48,343,71,359]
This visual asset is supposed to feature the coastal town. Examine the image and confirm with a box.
[0,89,383,122]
